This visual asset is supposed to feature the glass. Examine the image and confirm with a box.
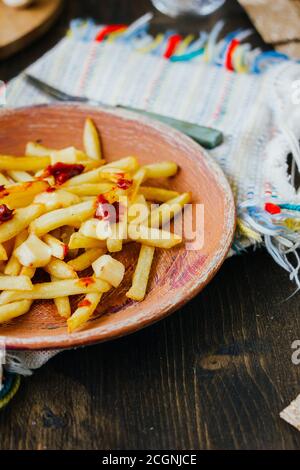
[151,0,226,17]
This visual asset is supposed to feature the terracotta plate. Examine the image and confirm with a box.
[0,105,235,350]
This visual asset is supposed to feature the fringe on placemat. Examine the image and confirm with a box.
[67,13,293,74]
[237,200,300,287]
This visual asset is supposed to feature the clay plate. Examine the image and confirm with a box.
[0,104,235,350]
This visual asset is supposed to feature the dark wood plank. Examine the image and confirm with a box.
[1,0,300,451]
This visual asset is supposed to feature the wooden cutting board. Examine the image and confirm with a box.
[0,0,63,60]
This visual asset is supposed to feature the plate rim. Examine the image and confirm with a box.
[0,103,236,350]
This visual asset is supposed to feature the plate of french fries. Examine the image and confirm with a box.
[0,104,235,349]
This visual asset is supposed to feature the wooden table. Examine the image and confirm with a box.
[1,0,300,451]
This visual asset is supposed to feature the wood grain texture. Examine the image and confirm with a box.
[0,0,63,60]
[1,0,300,451]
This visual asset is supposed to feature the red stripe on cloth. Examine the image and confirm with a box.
[95,25,127,42]
[163,34,182,59]
[225,39,240,71]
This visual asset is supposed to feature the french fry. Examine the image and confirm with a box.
[0,266,36,306]
[139,186,179,202]
[107,196,128,253]
[0,204,45,243]
[62,157,138,187]
[0,300,33,324]
[69,232,106,250]
[147,193,191,228]
[83,118,102,161]
[128,195,149,225]
[52,289,71,319]
[0,155,50,171]
[0,244,7,261]
[128,224,182,249]
[14,234,52,268]
[34,189,81,212]
[92,254,125,287]
[0,173,10,186]
[3,231,28,276]
[130,168,146,201]
[30,200,96,237]
[43,234,68,260]
[0,275,33,291]
[50,146,88,165]
[143,161,178,179]
[7,171,33,183]
[8,278,110,301]
[26,141,53,157]
[44,258,77,279]
[126,245,155,301]
[79,219,101,239]
[66,183,114,196]
[67,248,106,272]
[3,238,15,259]
[68,293,102,332]
[0,181,49,209]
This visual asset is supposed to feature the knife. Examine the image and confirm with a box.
[26,74,223,150]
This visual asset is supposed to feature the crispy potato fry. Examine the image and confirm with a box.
[9,277,110,301]
[26,142,53,157]
[83,118,102,161]
[34,189,81,212]
[0,244,7,261]
[50,147,88,165]
[0,300,33,324]
[3,231,28,276]
[147,193,191,228]
[69,232,106,250]
[43,234,68,260]
[0,265,36,306]
[15,234,52,268]
[0,204,44,244]
[126,245,155,301]
[128,195,149,225]
[53,293,71,319]
[68,293,102,332]
[30,200,96,237]
[67,248,106,271]
[0,275,33,291]
[92,254,125,287]
[62,157,138,187]
[79,218,101,239]
[66,183,114,196]
[7,171,33,183]
[0,173,10,185]
[128,224,182,249]
[139,186,179,202]
[0,155,50,171]
[44,258,77,279]
[0,181,49,209]
[130,168,146,201]
[143,161,178,179]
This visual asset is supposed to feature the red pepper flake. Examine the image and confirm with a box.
[46,186,56,193]
[0,204,14,223]
[63,244,69,259]
[95,198,124,223]
[43,162,84,185]
[117,177,132,190]
[0,186,9,197]
[79,277,95,287]
[78,299,92,308]
[265,202,281,215]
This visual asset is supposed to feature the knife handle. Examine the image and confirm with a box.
[121,107,223,150]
